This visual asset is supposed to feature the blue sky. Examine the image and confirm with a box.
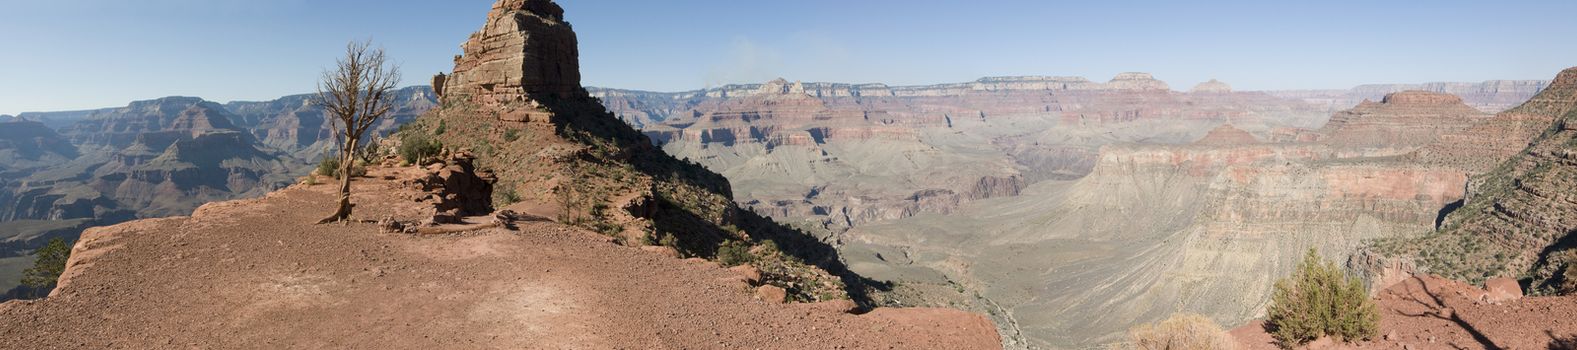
[1,0,1574,114]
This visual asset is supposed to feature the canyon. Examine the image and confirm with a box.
[1,0,1568,347]
[587,71,1559,348]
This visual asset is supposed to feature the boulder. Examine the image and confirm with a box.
[729,265,763,285]
[1484,278,1522,303]
[755,285,788,304]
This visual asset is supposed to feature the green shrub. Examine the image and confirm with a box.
[1129,313,1237,350]
[504,128,521,142]
[434,120,447,135]
[717,240,754,267]
[316,155,366,179]
[20,238,71,294]
[1267,249,1380,348]
[493,181,521,207]
[398,134,443,165]
[316,155,340,177]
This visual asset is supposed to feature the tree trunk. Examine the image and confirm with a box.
[317,138,358,224]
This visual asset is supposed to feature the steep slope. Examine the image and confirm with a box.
[0,166,999,349]
[0,119,78,174]
[1375,67,1577,289]
[411,0,886,305]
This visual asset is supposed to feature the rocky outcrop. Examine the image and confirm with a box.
[418,0,887,311]
[442,0,580,103]
[403,150,497,217]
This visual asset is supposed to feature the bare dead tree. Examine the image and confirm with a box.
[315,40,401,224]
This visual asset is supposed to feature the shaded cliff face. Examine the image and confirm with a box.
[224,87,437,161]
[594,77,1335,233]
[1375,67,1577,289]
[0,120,78,174]
[1,97,300,222]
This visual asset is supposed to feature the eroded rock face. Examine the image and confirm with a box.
[443,0,580,103]
[403,150,497,217]
[1385,67,1577,289]
[0,97,300,222]
[595,75,1333,233]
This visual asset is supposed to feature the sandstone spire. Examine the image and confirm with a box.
[442,0,581,104]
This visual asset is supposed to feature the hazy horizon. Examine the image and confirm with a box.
[3,0,1576,115]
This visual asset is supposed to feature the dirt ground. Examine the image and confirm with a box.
[0,167,1000,349]
[1233,275,1577,350]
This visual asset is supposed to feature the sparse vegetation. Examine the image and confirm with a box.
[717,240,754,267]
[1266,249,1379,348]
[492,181,520,207]
[503,128,521,142]
[315,155,366,179]
[1128,313,1237,350]
[19,238,71,298]
[398,133,443,165]
[313,39,401,224]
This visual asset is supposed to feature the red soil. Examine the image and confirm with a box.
[1233,275,1577,350]
[0,167,1000,349]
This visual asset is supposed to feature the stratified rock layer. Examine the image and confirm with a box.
[443,0,580,102]
[1378,67,1577,289]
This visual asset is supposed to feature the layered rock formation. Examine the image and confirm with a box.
[1375,67,1577,290]
[1269,79,1550,113]
[835,81,1537,347]
[411,0,903,311]
[225,87,437,161]
[1316,91,1491,157]
[442,0,580,103]
[594,74,1334,233]
[1194,123,1259,145]
[0,97,301,223]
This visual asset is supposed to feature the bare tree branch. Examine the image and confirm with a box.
[315,39,402,224]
